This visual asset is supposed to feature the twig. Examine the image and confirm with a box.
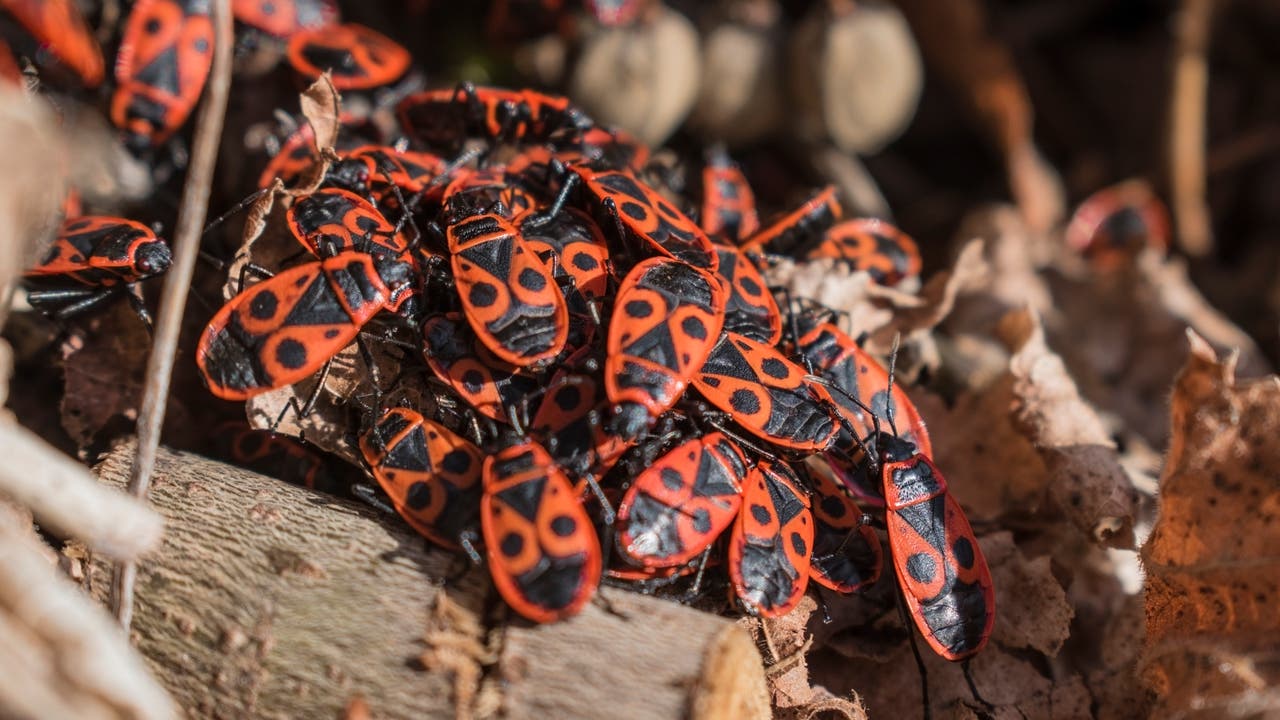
[110,0,234,629]
[0,520,177,717]
[1206,124,1280,176]
[0,422,161,559]
[1168,0,1217,257]
[0,525,176,719]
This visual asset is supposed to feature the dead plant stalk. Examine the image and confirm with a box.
[109,0,234,629]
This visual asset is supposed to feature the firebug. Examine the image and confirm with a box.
[112,0,214,150]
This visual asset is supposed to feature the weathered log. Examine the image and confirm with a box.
[90,444,769,720]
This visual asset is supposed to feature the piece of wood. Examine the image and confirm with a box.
[90,444,768,720]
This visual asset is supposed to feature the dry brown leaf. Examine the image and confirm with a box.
[815,622,1091,719]
[221,188,291,301]
[999,307,1139,548]
[59,303,152,448]
[945,205,1055,337]
[746,598,869,720]
[809,532,1076,718]
[289,74,342,196]
[984,532,1074,656]
[945,204,1265,457]
[570,5,701,146]
[299,73,341,152]
[766,239,986,379]
[1138,251,1267,377]
[223,77,344,301]
[1087,593,1152,720]
[1140,331,1280,718]
[912,383,1047,523]
[244,343,367,466]
[1037,248,1268,449]
[864,239,989,353]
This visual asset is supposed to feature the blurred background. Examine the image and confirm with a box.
[263,0,1280,366]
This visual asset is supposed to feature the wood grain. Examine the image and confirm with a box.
[91,444,768,719]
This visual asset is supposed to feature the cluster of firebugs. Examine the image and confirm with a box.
[186,80,1000,659]
[13,0,1169,666]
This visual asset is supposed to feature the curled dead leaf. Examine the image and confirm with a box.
[945,205,1054,337]
[1028,246,1267,449]
[768,240,984,348]
[245,343,366,467]
[914,382,1048,523]
[299,73,341,153]
[1140,332,1280,718]
[1138,251,1267,378]
[864,239,989,353]
[999,306,1138,548]
[223,79,344,302]
[222,180,287,302]
[744,598,869,720]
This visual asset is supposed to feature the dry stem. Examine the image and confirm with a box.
[110,0,234,628]
[0,423,161,559]
[1168,0,1216,257]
